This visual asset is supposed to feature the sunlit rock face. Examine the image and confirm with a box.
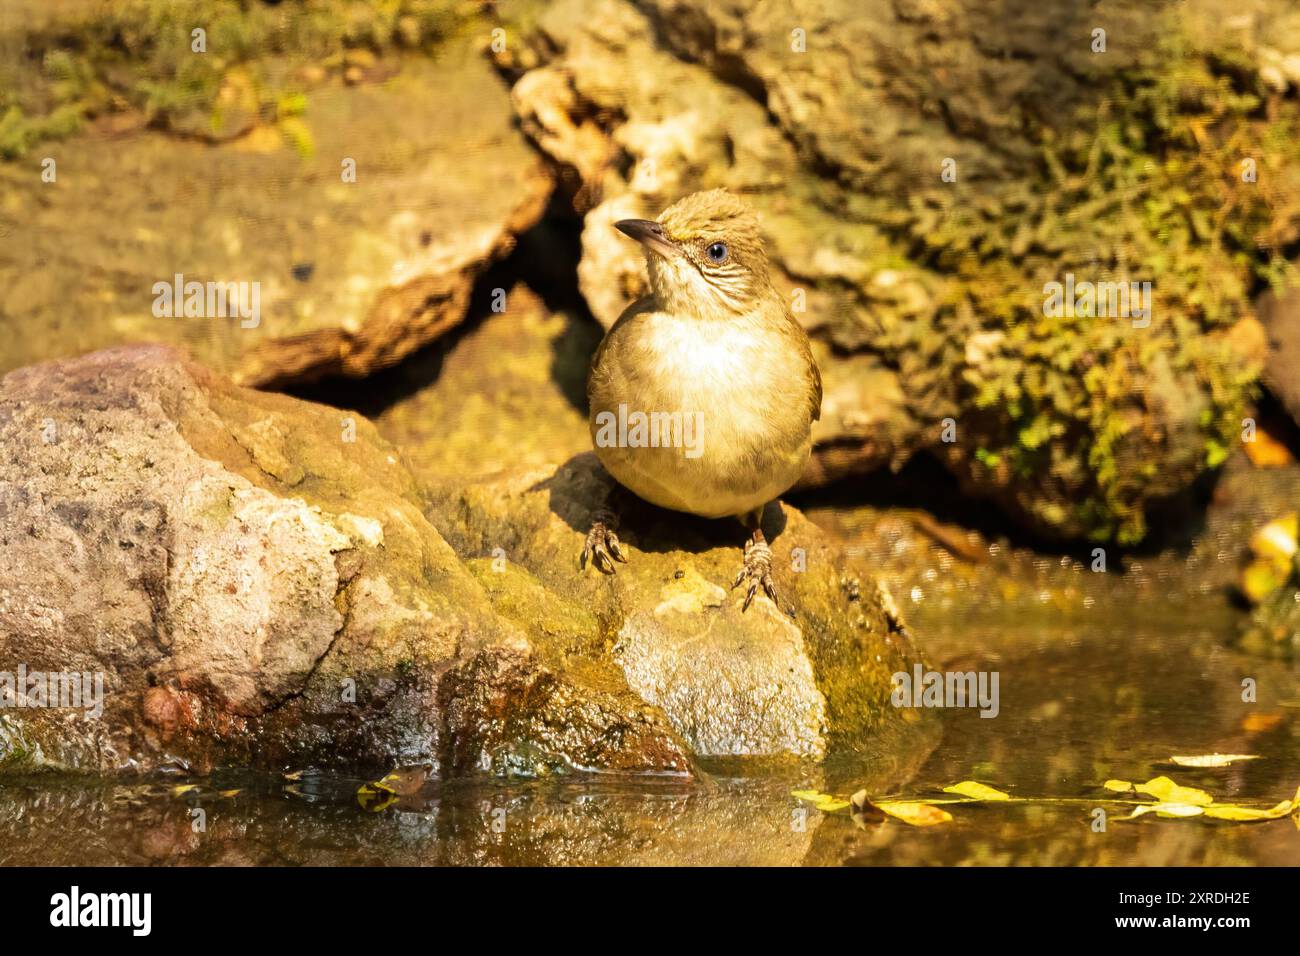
[0,49,552,390]
[0,346,933,775]
[0,346,684,775]
[427,452,936,763]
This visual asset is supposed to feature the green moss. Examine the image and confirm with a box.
[864,18,1297,542]
[0,0,469,160]
[0,716,43,771]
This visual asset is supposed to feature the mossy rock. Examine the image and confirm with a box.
[429,453,938,761]
[497,0,1300,544]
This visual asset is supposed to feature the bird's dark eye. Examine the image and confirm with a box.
[705,242,729,264]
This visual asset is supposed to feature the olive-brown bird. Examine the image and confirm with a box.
[582,189,821,612]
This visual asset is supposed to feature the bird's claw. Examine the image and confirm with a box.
[581,514,628,574]
[732,537,785,613]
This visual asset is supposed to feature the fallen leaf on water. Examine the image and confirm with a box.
[874,801,953,827]
[1119,782,1300,824]
[1241,712,1284,733]
[170,784,197,797]
[1201,800,1294,822]
[1169,754,1261,768]
[845,775,1300,830]
[373,767,430,796]
[943,781,1011,801]
[1138,776,1215,806]
[846,789,954,825]
[1126,803,1206,819]
[1106,776,1213,806]
[218,789,241,798]
[791,789,851,813]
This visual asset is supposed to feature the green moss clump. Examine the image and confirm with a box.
[871,23,1300,543]
[0,0,469,160]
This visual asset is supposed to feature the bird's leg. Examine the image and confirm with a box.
[732,506,787,614]
[580,493,629,575]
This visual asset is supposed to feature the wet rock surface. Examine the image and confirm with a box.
[0,346,931,775]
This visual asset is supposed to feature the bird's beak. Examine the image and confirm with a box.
[615,219,680,259]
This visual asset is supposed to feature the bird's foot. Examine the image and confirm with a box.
[732,532,788,614]
[580,507,628,574]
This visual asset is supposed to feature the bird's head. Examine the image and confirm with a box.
[615,189,774,319]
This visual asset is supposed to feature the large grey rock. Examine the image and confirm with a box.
[0,345,933,774]
[0,345,686,775]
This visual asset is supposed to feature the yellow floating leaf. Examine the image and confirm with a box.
[791,789,851,813]
[170,784,197,796]
[1123,785,1300,823]
[1169,754,1261,768]
[943,781,1011,801]
[1127,803,1206,819]
[874,801,953,827]
[218,789,241,798]
[1103,779,1134,793]
[1202,801,1294,822]
[1134,776,1213,806]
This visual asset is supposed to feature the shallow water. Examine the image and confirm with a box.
[1,591,1296,866]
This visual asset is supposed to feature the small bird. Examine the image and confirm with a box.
[583,189,821,612]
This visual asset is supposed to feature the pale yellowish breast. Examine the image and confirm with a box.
[588,306,814,519]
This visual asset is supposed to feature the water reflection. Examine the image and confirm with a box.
[2,601,1295,866]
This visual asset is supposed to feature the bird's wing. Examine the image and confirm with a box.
[809,356,822,423]
[781,307,822,424]
[587,295,656,408]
